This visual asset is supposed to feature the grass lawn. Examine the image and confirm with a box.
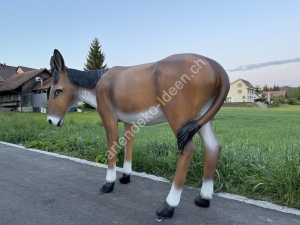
[0,105,299,209]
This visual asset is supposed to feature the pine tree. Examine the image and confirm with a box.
[84,38,107,71]
[262,84,269,91]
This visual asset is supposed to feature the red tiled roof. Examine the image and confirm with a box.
[0,68,50,92]
[262,91,287,97]
[32,77,53,90]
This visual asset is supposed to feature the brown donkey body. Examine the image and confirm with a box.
[47,49,230,219]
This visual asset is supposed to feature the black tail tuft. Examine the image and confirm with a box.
[177,119,201,153]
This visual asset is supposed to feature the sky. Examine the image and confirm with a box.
[1,0,299,86]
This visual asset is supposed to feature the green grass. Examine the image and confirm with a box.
[0,105,299,209]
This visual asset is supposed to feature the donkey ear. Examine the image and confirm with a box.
[53,49,65,71]
[50,56,55,70]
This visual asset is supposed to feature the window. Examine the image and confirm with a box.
[238,84,242,87]
[238,90,242,94]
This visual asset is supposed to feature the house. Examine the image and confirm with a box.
[0,68,52,111]
[262,91,287,99]
[226,78,255,102]
[31,77,53,112]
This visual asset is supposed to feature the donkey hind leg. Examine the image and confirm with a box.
[156,141,196,218]
[119,123,134,184]
[195,121,221,207]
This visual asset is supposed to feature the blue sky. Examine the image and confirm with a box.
[1,0,299,84]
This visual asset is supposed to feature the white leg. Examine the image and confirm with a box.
[106,165,116,183]
[122,160,132,175]
[198,121,221,200]
[200,179,214,199]
[199,121,220,154]
[166,182,183,207]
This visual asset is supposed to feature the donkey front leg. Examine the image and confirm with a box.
[156,141,196,218]
[100,122,119,194]
[195,121,221,207]
[119,123,134,184]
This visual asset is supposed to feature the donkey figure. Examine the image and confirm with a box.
[47,49,230,219]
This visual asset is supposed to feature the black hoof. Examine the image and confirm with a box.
[156,201,175,218]
[194,195,210,207]
[100,182,115,194]
[119,174,131,184]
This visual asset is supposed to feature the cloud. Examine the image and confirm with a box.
[227,61,300,87]
[228,57,300,72]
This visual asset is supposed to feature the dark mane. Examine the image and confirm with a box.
[51,68,109,89]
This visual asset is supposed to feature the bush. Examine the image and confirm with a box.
[288,98,297,105]
[273,97,280,107]
[277,95,287,104]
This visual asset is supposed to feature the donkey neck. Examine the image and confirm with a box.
[66,68,108,89]
[65,68,109,108]
[77,88,97,108]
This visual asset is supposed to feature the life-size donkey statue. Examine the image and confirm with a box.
[47,49,230,219]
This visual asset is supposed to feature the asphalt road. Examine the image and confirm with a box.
[0,142,299,225]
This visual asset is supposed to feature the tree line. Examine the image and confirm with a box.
[255,84,300,99]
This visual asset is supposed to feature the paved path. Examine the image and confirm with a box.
[0,142,299,225]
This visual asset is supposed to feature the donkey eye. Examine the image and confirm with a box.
[54,89,62,96]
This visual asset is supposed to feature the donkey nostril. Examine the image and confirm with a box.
[48,119,52,125]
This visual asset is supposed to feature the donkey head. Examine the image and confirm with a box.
[47,49,77,126]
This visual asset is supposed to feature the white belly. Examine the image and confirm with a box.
[115,97,215,126]
[115,105,167,126]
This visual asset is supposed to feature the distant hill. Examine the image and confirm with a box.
[228,57,300,72]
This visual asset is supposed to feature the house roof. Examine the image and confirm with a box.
[0,68,50,92]
[32,77,53,90]
[262,91,287,97]
[15,66,37,73]
[231,78,255,89]
[0,76,3,82]
[241,79,254,89]
[0,64,17,80]
[0,63,37,81]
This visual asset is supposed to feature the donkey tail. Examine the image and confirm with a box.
[177,64,230,152]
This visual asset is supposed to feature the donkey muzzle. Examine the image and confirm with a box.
[47,116,64,127]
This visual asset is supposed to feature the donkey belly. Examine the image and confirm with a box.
[116,106,167,126]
